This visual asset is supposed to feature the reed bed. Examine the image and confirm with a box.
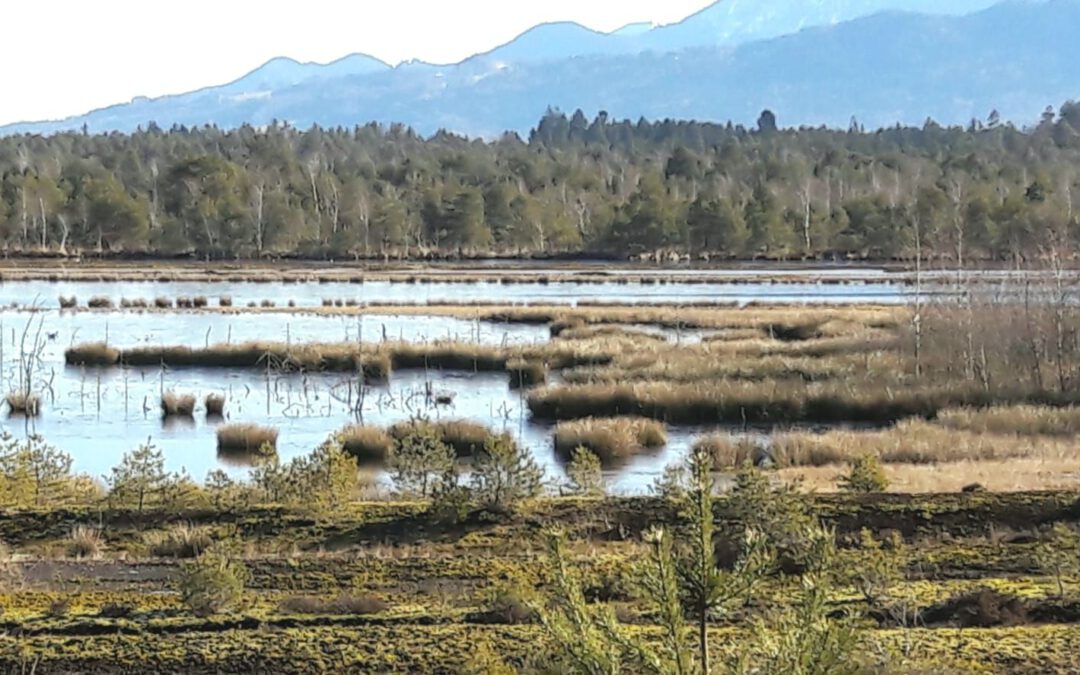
[5,392,41,417]
[936,405,1080,437]
[216,423,279,454]
[160,392,197,418]
[205,394,226,417]
[336,425,395,465]
[388,419,493,457]
[553,417,667,466]
[64,343,121,367]
[527,381,1080,426]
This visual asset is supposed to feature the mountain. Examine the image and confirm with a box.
[218,54,390,95]
[2,0,1076,137]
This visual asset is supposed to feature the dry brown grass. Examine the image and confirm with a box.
[694,435,769,468]
[337,425,395,465]
[554,417,667,466]
[216,423,279,454]
[782,458,1080,493]
[507,359,547,389]
[87,296,114,309]
[67,526,103,559]
[388,419,493,457]
[205,394,226,417]
[146,523,213,559]
[65,342,120,367]
[160,392,196,417]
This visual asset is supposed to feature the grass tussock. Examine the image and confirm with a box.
[388,419,493,457]
[218,296,233,308]
[6,392,41,417]
[554,417,667,466]
[161,392,197,418]
[507,359,547,389]
[154,297,173,309]
[205,394,226,417]
[87,296,114,309]
[336,425,395,465]
[217,423,279,454]
[67,526,103,559]
[58,296,77,309]
[146,523,213,559]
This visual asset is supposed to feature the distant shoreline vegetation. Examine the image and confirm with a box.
[2,106,1080,262]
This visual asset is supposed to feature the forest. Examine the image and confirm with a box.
[2,105,1080,260]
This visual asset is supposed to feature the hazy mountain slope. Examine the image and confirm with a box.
[2,0,1076,137]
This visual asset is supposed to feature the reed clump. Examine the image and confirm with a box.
[154,297,173,309]
[120,298,149,309]
[147,522,213,559]
[336,425,395,465]
[161,392,197,418]
[507,359,547,389]
[87,296,114,309]
[205,394,226,417]
[65,342,120,367]
[388,419,493,457]
[192,296,209,308]
[217,423,279,454]
[176,297,194,309]
[553,417,667,466]
[58,296,77,309]
[218,296,233,308]
[5,392,41,417]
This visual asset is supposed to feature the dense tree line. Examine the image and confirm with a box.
[2,104,1080,261]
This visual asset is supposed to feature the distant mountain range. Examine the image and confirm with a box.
[2,0,1075,137]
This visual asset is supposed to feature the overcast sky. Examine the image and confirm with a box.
[1,0,714,126]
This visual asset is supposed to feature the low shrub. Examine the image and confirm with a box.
[177,549,248,616]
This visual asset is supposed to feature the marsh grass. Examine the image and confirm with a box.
[553,417,667,466]
[154,297,173,309]
[6,392,41,417]
[217,423,279,454]
[58,296,77,309]
[193,296,209,308]
[65,342,120,367]
[388,419,492,457]
[87,296,114,309]
[507,359,547,389]
[337,425,395,465]
[161,392,197,418]
[218,296,233,308]
[937,406,1080,437]
[205,394,226,417]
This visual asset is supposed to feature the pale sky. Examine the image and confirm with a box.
[1,0,715,126]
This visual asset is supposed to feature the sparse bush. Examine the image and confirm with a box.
[470,434,544,511]
[389,422,455,498]
[177,548,248,616]
[161,392,196,417]
[838,455,890,494]
[565,446,604,496]
[67,525,103,559]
